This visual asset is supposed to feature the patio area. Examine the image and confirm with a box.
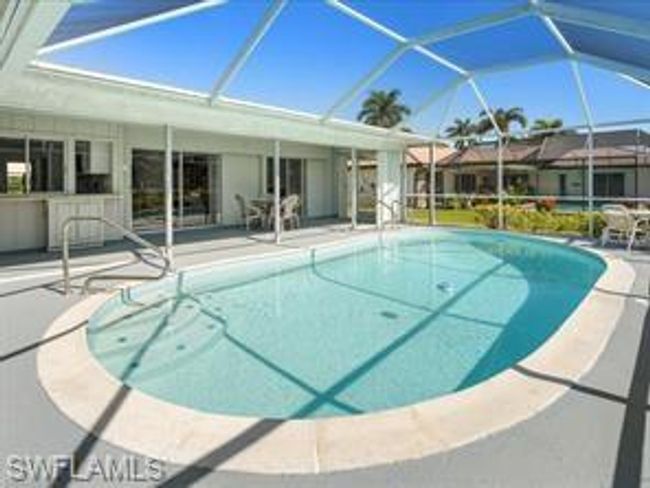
[1,0,649,486]
[0,224,649,486]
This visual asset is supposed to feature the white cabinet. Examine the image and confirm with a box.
[90,140,111,174]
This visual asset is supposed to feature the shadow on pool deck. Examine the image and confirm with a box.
[39,237,650,487]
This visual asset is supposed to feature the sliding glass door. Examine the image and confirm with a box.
[179,152,220,227]
[131,149,221,230]
[265,157,306,211]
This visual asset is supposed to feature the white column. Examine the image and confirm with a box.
[376,150,402,228]
[351,148,358,229]
[178,151,184,229]
[429,142,437,226]
[587,127,594,237]
[400,149,407,223]
[273,140,281,243]
[164,125,174,268]
[497,137,504,230]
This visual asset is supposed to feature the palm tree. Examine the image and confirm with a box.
[531,117,563,136]
[476,107,527,138]
[357,89,411,128]
[445,118,477,149]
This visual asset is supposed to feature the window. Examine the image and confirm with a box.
[454,174,477,193]
[265,157,304,198]
[594,173,625,197]
[75,140,113,194]
[131,149,221,230]
[29,139,64,192]
[0,137,26,194]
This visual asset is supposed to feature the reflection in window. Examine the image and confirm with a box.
[0,137,26,194]
[75,140,113,194]
[7,162,29,194]
[29,139,64,192]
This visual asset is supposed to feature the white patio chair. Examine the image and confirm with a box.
[600,204,639,250]
[235,194,264,230]
[269,194,301,230]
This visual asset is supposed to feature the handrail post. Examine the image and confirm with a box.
[63,220,71,295]
[61,216,170,296]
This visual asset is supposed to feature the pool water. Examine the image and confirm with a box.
[87,230,605,419]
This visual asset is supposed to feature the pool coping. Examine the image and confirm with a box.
[37,229,635,474]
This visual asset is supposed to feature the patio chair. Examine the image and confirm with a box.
[269,194,301,230]
[600,204,647,250]
[235,194,264,230]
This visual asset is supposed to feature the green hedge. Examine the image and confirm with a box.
[475,205,605,237]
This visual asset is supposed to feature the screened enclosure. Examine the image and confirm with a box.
[25,0,650,238]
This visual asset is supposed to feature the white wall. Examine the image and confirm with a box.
[221,154,261,226]
[306,158,336,218]
[0,108,345,251]
[376,151,402,226]
[0,109,126,251]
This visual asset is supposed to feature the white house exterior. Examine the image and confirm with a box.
[0,2,426,253]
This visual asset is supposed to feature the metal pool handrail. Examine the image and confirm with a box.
[377,200,400,229]
[62,216,171,295]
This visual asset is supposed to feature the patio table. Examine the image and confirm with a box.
[250,196,276,228]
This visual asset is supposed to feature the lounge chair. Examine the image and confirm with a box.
[235,194,264,230]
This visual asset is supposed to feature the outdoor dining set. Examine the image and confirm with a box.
[601,204,650,251]
[235,193,301,231]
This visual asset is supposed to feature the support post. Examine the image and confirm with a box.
[429,142,437,225]
[401,149,407,223]
[587,127,594,237]
[497,137,504,230]
[164,124,174,269]
[273,140,281,243]
[351,148,358,229]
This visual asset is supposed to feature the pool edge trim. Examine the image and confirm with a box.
[37,232,634,475]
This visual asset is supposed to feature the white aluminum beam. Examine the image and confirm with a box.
[350,147,358,229]
[569,59,596,237]
[273,140,281,243]
[429,142,437,225]
[323,0,494,130]
[209,0,286,103]
[468,78,502,137]
[586,128,595,237]
[570,61,595,127]
[434,82,460,138]
[164,124,174,267]
[392,76,464,133]
[574,52,650,91]
[327,0,407,44]
[321,44,409,122]
[38,0,227,55]
[0,0,68,78]
[497,136,504,229]
[536,0,650,42]
[537,13,574,56]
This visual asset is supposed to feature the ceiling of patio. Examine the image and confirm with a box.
[32,0,650,137]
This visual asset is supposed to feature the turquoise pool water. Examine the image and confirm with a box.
[87,230,605,419]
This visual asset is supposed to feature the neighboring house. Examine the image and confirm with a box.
[436,129,650,200]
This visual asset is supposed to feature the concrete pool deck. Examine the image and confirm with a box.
[2,224,650,486]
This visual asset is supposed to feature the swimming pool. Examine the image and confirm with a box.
[87,229,605,420]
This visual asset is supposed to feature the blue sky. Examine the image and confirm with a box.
[43,0,650,134]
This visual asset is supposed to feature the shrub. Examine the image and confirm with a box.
[475,204,605,237]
